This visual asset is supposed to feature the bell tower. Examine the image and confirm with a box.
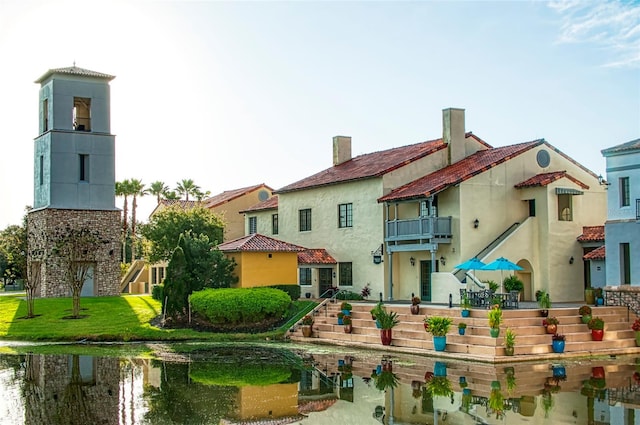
[28,66,120,297]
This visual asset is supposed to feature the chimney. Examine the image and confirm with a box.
[333,136,352,166]
[442,108,466,165]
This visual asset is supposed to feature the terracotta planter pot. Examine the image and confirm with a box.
[381,329,393,345]
[546,324,557,334]
[592,329,604,341]
[504,346,515,356]
[592,366,605,379]
[344,324,352,334]
[301,325,313,337]
[410,304,420,315]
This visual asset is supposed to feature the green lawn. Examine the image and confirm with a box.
[0,294,313,342]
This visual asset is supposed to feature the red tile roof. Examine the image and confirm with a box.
[150,199,199,216]
[217,233,305,252]
[514,170,589,189]
[577,226,605,242]
[205,183,273,208]
[583,245,605,260]
[240,195,279,214]
[298,248,337,265]
[277,133,487,194]
[378,140,543,202]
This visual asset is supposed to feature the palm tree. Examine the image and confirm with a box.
[175,179,200,201]
[129,179,146,261]
[148,181,169,204]
[194,188,211,202]
[115,179,132,261]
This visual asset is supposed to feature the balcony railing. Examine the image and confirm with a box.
[385,216,452,242]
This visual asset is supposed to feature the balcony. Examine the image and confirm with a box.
[385,216,452,243]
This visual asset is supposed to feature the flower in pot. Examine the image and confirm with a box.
[360,283,371,299]
[376,307,399,345]
[503,275,524,294]
[537,290,551,317]
[460,293,472,317]
[340,301,353,316]
[301,314,314,337]
[488,304,502,337]
[410,295,421,315]
[343,315,353,333]
[594,287,604,305]
[370,302,383,321]
[631,318,640,346]
[588,317,605,341]
[542,316,559,334]
[551,333,566,353]
[337,312,345,325]
[458,322,467,335]
[425,375,453,398]
[579,305,592,324]
[504,328,516,356]
[424,316,453,351]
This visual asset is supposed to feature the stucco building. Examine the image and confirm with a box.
[243,108,607,303]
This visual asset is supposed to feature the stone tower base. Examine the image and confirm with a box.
[27,208,121,297]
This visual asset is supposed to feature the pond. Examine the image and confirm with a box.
[0,342,638,424]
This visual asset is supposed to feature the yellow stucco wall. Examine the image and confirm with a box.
[234,383,299,419]
[229,251,298,288]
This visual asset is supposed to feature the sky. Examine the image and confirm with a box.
[0,0,638,229]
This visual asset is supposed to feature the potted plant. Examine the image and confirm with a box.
[458,322,467,336]
[552,333,566,353]
[337,311,345,325]
[373,369,399,391]
[360,284,371,299]
[370,302,383,324]
[631,318,640,346]
[301,314,313,337]
[579,305,592,324]
[504,328,516,356]
[376,306,399,345]
[488,304,502,337]
[460,293,472,317]
[537,290,551,317]
[424,316,453,351]
[425,375,453,398]
[485,280,499,293]
[594,287,604,305]
[488,387,505,418]
[584,286,595,305]
[503,275,524,296]
[410,295,421,315]
[343,315,353,333]
[340,301,352,316]
[588,317,605,341]
[542,317,559,334]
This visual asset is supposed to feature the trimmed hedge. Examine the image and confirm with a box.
[190,287,291,325]
[267,284,301,300]
[190,362,292,387]
[151,284,164,301]
[336,290,363,301]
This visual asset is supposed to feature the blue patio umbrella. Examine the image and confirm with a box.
[481,257,524,292]
[454,257,486,285]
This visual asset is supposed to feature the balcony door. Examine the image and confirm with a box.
[420,260,433,302]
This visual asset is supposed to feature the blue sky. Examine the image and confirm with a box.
[0,0,638,228]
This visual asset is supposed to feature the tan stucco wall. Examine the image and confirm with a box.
[210,186,272,242]
[230,251,298,287]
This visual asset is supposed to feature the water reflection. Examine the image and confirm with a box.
[0,346,639,424]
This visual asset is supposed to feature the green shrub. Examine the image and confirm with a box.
[190,287,291,325]
[335,290,364,300]
[190,362,292,387]
[267,284,300,300]
[151,284,164,301]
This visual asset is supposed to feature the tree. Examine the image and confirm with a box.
[52,225,107,318]
[163,245,189,319]
[175,179,200,201]
[149,181,169,204]
[140,205,225,263]
[129,178,146,261]
[115,179,133,261]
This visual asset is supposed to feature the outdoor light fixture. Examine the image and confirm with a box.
[410,257,416,266]
[569,256,574,264]
[598,175,610,186]
[372,244,384,264]
[440,256,446,266]
[473,218,479,229]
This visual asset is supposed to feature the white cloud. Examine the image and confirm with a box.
[549,0,640,68]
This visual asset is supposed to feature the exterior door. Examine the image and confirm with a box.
[420,260,432,302]
[80,265,95,297]
[318,268,333,297]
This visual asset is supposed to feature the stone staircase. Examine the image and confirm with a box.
[289,301,640,362]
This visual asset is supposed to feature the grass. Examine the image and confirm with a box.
[0,294,316,343]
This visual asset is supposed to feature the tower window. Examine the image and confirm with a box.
[620,177,630,207]
[39,155,44,185]
[79,154,89,182]
[43,99,48,132]
[73,97,91,131]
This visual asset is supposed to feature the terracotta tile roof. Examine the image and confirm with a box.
[602,138,640,156]
[584,245,605,260]
[240,195,279,214]
[35,66,115,83]
[378,140,543,202]
[298,248,337,265]
[514,171,589,189]
[205,183,273,208]
[218,233,306,252]
[277,133,487,194]
[577,226,605,242]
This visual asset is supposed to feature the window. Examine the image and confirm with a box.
[299,208,312,232]
[338,262,353,286]
[299,268,311,286]
[636,199,640,221]
[338,203,353,228]
[79,154,89,182]
[620,177,630,207]
[272,214,278,235]
[73,97,91,131]
[248,217,257,234]
[621,243,630,285]
[420,197,438,217]
[42,99,48,132]
[557,194,572,221]
[39,155,44,185]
